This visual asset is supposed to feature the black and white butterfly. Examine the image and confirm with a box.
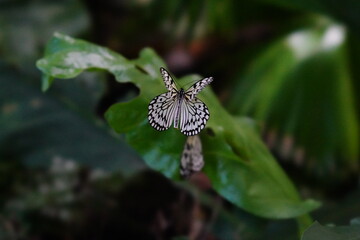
[148,67,213,136]
[180,135,204,178]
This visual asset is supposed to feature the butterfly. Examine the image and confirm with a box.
[180,135,204,178]
[148,67,213,136]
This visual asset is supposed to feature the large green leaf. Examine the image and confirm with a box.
[36,33,320,223]
[227,24,359,179]
[0,61,145,174]
[301,220,360,240]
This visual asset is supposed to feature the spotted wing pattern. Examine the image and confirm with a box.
[180,98,210,136]
[180,135,204,178]
[148,67,212,136]
[148,92,178,131]
[160,67,178,92]
[185,77,213,100]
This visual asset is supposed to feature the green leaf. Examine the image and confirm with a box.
[227,24,359,179]
[36,33,320,222]
[301,221,360,240]
[0,61,145,175]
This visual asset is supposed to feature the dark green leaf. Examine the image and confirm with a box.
[227,24,359,178]
[301,221,360,240]
[0,61,145,175]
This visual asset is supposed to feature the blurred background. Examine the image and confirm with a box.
[0,0,359,239]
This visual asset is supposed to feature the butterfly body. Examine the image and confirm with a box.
[173,88,185,129]
[148,68,213,136]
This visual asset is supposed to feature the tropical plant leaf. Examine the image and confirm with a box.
[301,220,360,240]
[227,23,359,180]
[36,33,320,223]
[0,61,145,174]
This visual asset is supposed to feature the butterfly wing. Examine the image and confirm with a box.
[148,92,178,131]
[160,67,178,92]
[149,68,212,135]
[185,77,213,100]
[180,135,204,178]
[179,98,210,136]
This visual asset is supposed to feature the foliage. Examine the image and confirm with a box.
[0,62,144,174]
[37,33,320,226]
[301,219,360,240]
[226,22,359,180]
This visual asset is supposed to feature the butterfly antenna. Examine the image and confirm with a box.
[182,81,195,89]
[172,73,182,89]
